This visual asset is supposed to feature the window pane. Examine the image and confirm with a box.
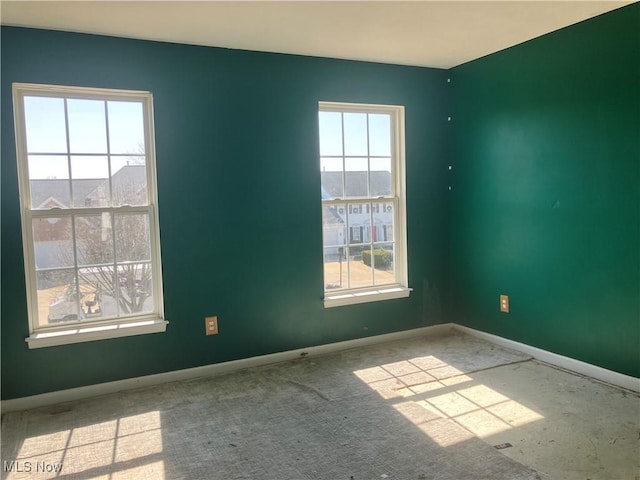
[343,113,367,156]
[108,101,145,154]
[346,203,368,245]
[115,214,150,262]
[37,269,77,324]
[322,204,346,247]
[111,157,148,207]
[76,214,114,266]
[24,97,67,153]
[70,156,109,207]
[68,99,107,154]
[118,263,153,315]
[320,157,343,199]
[71,155,109,179]
[368,114,391,156]
[28,154,69,179]
[32,217,74,269]
[29,155,71,208]
[373,243,395,286]
[373,202,394,242]
[345,158,368,198]
[349,244,373,289]
[318,111,342,156]
[370,158,392,197]
[324,247,347,290]
[78,267,114,320]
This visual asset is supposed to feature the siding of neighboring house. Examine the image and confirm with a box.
[30,166,148,268]
[321,170,394,249]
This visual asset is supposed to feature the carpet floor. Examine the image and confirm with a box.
[1,331,547,480]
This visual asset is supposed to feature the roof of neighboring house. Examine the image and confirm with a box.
[112,165,147,201]
[111,164,146,186]
[86,165,147,205]
[321,171,391,199]
[322,205,343,225]
[30,178,104,208]
[30,165,147,208]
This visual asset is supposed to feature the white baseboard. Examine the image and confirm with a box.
[454,324,640,393]
[4,322,636,412]
[1,324,453,413]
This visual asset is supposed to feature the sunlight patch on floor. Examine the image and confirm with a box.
[6,411,164,480]
[354,356,473,400]
[354,356,544,447]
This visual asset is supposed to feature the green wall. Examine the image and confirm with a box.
[449,4,640,377]
[1,27,450,399]
[3,4,638,401]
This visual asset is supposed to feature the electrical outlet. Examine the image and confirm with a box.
[500,295,509,313]
[205,316,218,335]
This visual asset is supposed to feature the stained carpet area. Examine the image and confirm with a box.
[1,331,547,480]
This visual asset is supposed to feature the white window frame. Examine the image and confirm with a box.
[12,83,167,348]
[320,101,411,308]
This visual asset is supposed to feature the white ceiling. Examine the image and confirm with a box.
[0,1,633,69]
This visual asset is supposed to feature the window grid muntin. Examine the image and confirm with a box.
[366,113,372,201]
[14,83,163,334]
[104,100,115,209]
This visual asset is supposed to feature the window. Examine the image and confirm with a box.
[12,83,166,348]
[319,102,410,307]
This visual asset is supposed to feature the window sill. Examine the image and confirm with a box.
[26,318,168,349]
[323,286,412,308]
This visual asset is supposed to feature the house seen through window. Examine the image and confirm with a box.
[12,83,165,347]
[319,102,410,307]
